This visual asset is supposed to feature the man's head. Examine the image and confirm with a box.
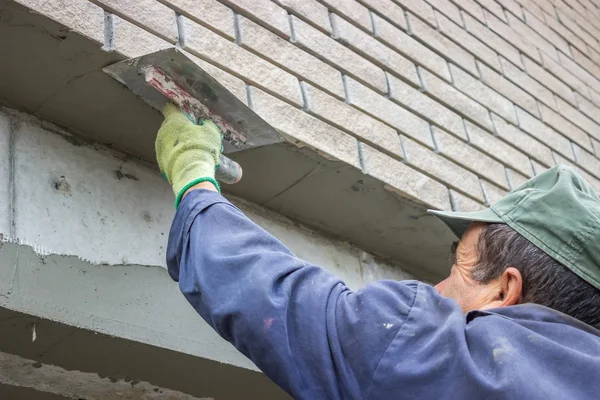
[429,165,600,329]
[435,222,600,329]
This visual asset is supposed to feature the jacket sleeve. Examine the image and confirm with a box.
[167,190,419,399]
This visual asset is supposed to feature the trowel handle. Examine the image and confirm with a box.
[216,154,243,185]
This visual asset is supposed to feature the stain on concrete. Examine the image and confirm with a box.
[115,169,139,181]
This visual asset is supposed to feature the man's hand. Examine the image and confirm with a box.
[156,103,223,208]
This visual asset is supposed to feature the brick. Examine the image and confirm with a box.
[345,77,433,146]
[89,0,177,43]
[334,15,420,85]
[555,9,598,51]
[500,57,557,111]
[273,0,332,33]
[478,61,539,118]
[402,135,484,200]
[515,107,574,160]
[543,11,588,55]
[436,12,501,73]
[571,46,600,80]
[408,13,477,76]
[450,64,517,124]
[219,0,290,38]
[480,179,508,205]
[531,159,548,175]
[185,54,248,102]
[358,0,407,30]
[434,126,510,189]
[393,0,436,27]
[303,83,404,159]
[522,56,576,106]
[553,152,600,194]
[555,96,600,141]
[590,89,600,108]
[113,16,173,58]
[387,73,466,139]
[465,120,532,176]
[372,15,450,81]
[563,0,589,17]
[506,11,558,62]
[491,113,554,167]
[506,167,529,188]
[540,53,591,98]
[593,136,600,156]
[291,16,387,93]
[158,0,234,39]
[588,46,600,67]
[557,2,600,38]
[16,0,104,43]
[322,0,372,31]
[484,9,542,63]
[477,0,507,22]
[250,87,360,168]
[517,0,546,20]
[450,190,486,211]
[430,0,462,25]
[454,0,485,23]
[522,9,570,56]
[239,16,345,99]
[575,92,600,125]
[360,143,451,210]
[538,103,593,152]
[527,0,556,16]
[573,144,600,178]
[496,0,524,19]
[182,17,303,106]
[420,68,494,132]
[579,0,600,18]
[463,11,523,69]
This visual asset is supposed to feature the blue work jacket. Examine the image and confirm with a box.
[167,190,600,399]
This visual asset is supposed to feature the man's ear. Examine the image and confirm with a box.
[499,267,523,306]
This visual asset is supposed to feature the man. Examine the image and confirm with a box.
[158,104,600,399]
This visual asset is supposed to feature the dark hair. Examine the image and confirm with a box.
[471,223,600,330]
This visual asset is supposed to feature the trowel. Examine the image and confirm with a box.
[103,48,284,184]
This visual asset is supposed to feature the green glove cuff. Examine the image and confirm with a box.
[175,177,221,209]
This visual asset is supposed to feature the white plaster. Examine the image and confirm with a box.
[0,111,11,238]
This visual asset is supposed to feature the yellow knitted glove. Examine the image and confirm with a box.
[156,103,222,208]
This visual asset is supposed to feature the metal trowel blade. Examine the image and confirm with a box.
[102,48,284,154]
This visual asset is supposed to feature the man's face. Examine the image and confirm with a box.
[434,223,501,313]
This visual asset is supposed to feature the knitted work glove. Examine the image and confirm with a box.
[156,103,222,208]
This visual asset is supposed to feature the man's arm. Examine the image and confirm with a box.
[167,189,419,399]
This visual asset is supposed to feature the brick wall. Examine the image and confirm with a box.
[15,0,600,211]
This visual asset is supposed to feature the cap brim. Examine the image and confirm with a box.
[428,207,504,238]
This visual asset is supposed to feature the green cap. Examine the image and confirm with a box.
[428,165,600,290]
